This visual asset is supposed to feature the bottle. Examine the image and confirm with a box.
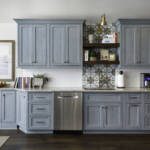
[84,50,89,61]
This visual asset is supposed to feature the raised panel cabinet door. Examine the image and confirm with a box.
[18,25,34,66]
[122,25,140,66]
[1,91,16,126]
[51,25,67,65]
[34,25,47,65]
[20,92,28,129]
[16,91,21,125]
[105,103,122,129]
[140,25,150,65]
[84,103,104,130]
[144,103,150,129]
[68,25,81,65]
[126,103,142,129]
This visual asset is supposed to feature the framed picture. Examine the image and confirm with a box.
[0,40,15,81]
[100,49,109,61]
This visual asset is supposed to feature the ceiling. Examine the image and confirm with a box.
[1,0,150,23]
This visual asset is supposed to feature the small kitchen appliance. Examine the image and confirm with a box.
[116,70,125,88]
[141,73,150,88]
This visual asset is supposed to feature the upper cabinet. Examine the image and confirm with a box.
[50,24,81,66]
[116,19,150,68]
[17,23,47,67]
[15,19,83,68]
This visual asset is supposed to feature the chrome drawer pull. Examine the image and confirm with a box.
[36,121,45,124]
[36,108,46,111]
[130,96,139,99]
[132,104,139,107]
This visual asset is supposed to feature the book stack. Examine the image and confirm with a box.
[14,77,32,89]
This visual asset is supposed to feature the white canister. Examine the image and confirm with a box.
[116,70,125,88]
[88,34,94,43]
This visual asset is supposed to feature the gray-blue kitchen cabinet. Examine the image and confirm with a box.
[16,91,28,131]
[84,93,122,130]
[121,25,140,66]
[28,92,54,131]
[17,91,54,133]
[50,24,82,66]
[116,19,150,68]
[1,90,16,129]
[15,19,83,68]
[50,25,66,65]
[143,93,150,130]
[15,20,47,67]
[140,25,150,65]
[125,93,142,129]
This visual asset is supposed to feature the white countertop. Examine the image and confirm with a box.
[14,87,150,93]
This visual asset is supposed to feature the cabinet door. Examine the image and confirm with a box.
[122,25,140,66]
[34,25,47,65]
[105,103,122,129]
[19,92,28,130]
[140,25,150,65]
[68,25,81,65]
[1,91,16,128]
[16,91,21,125]
[126,103,142,129]
[51,25,67,65]
[19,25,34,66]
[19,24,47,66]
[144,103,150,129]
[84,103,104,130]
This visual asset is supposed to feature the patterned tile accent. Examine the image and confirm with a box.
[82,64,116,89]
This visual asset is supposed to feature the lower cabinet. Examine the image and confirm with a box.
[17,91,54,133]
[16,91,28,130]
[143,93,150,129]
[84,93,122,131]
[1,90,16,129]
[125,93,142,129]
[144,103,150,129]
[84,92,150,133]
[125,103,142,129]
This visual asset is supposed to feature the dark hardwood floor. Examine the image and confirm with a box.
[1,130,150,150]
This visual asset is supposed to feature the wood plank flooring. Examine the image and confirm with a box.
[1,130,150,150]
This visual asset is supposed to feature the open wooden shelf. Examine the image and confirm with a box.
[83,60,120,65]
[83,43,120,49]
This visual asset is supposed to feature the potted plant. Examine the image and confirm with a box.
[32,74,48,88]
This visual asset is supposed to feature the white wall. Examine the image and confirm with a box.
[1,0,150,23]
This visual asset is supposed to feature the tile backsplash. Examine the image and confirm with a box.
[82,64,116,89]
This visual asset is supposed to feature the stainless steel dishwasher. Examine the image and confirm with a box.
[54,92,82,131]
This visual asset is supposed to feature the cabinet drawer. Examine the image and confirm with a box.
[29,103,50,115]
[127,93,141,103]
[143,93,150,102]
[29,93,52,103]
[85,94,121,103]
[28,116,51,130]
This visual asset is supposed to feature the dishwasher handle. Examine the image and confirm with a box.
[57,95,79,99]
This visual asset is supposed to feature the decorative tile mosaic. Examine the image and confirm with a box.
[82,64,116,89]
